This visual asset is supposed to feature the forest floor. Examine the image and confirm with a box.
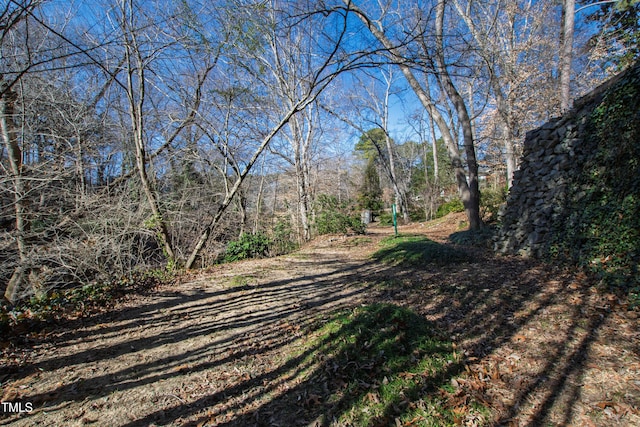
[1,213,639,426]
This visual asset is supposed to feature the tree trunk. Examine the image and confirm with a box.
[427,113,439,221]
[503,122,517,188]
[435,0,482,230]
[292,116,312,242]
[1,77,28,303]
[348,0,481,230]
[560,0,575,112]
[123,12,176,263]
[383,131,409,222]
[297,171,311,241]
[380,72,409,222]
[429,113,439,188]
[253,155,267,234]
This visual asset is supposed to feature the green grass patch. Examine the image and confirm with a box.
[450,226,496,248]
[372,235,470,266]
[296,304,485,425]
[227,275,253,288]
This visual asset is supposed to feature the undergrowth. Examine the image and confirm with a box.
[314,194,366,235]
[436,199,465,218]
[0,270,173,337]
[223,232,272,263]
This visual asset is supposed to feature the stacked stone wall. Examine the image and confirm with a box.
[495,63,639,258]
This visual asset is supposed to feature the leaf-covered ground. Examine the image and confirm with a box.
[1,213,639,426]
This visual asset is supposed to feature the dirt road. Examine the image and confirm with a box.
[1,220,638,426]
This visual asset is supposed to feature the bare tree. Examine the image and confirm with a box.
[1,77,26,302]
[352,66,410,221]
[1,0,66,301]
[261,13,324,241]
[433,0,481,226]
[184,1,353,268]
[343,0,482,229]
[450,0,563,187]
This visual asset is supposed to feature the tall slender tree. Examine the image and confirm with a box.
[343,0,482,229]
[184,1,355,268]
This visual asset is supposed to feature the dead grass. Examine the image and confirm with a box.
[1,215,638,426]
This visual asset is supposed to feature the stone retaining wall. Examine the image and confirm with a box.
[494,63,639,257]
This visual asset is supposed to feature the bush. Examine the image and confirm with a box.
[314,195,366,235]
[270,218,298,256]
[316,211,366,235]
[436,199,464,218]
[480,187,507,221]
[223,232,271,263]
[377,211,393,226]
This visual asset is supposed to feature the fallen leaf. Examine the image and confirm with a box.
[366,392,380,404]
[306,393,322,406]
[512,334,526,342]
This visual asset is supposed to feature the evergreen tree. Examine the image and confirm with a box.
[358,158,384,213]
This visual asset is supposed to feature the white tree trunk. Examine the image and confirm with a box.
[560,0,575,111]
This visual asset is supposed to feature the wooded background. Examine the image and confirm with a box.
[2,0,638,302]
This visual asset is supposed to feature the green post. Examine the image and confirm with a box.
[392,203,398,237]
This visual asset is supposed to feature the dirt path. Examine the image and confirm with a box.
[0,230,389,426]
[1,219,639,426]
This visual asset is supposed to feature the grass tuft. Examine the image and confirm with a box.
[372,235,471,266]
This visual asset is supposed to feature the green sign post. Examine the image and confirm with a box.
[392,203,398,237]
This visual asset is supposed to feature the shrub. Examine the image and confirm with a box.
[377,211,393,226]
[480,187,507,221]
[223,232,271,263]
[314,195,366,235]
[436,198,464,218]
[270,218,298,256]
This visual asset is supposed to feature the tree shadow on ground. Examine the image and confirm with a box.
[190,236,622,426]
[1,252,381,425]
[363,237,620,426]
[1,233,633,426]
[189,303,464,427]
